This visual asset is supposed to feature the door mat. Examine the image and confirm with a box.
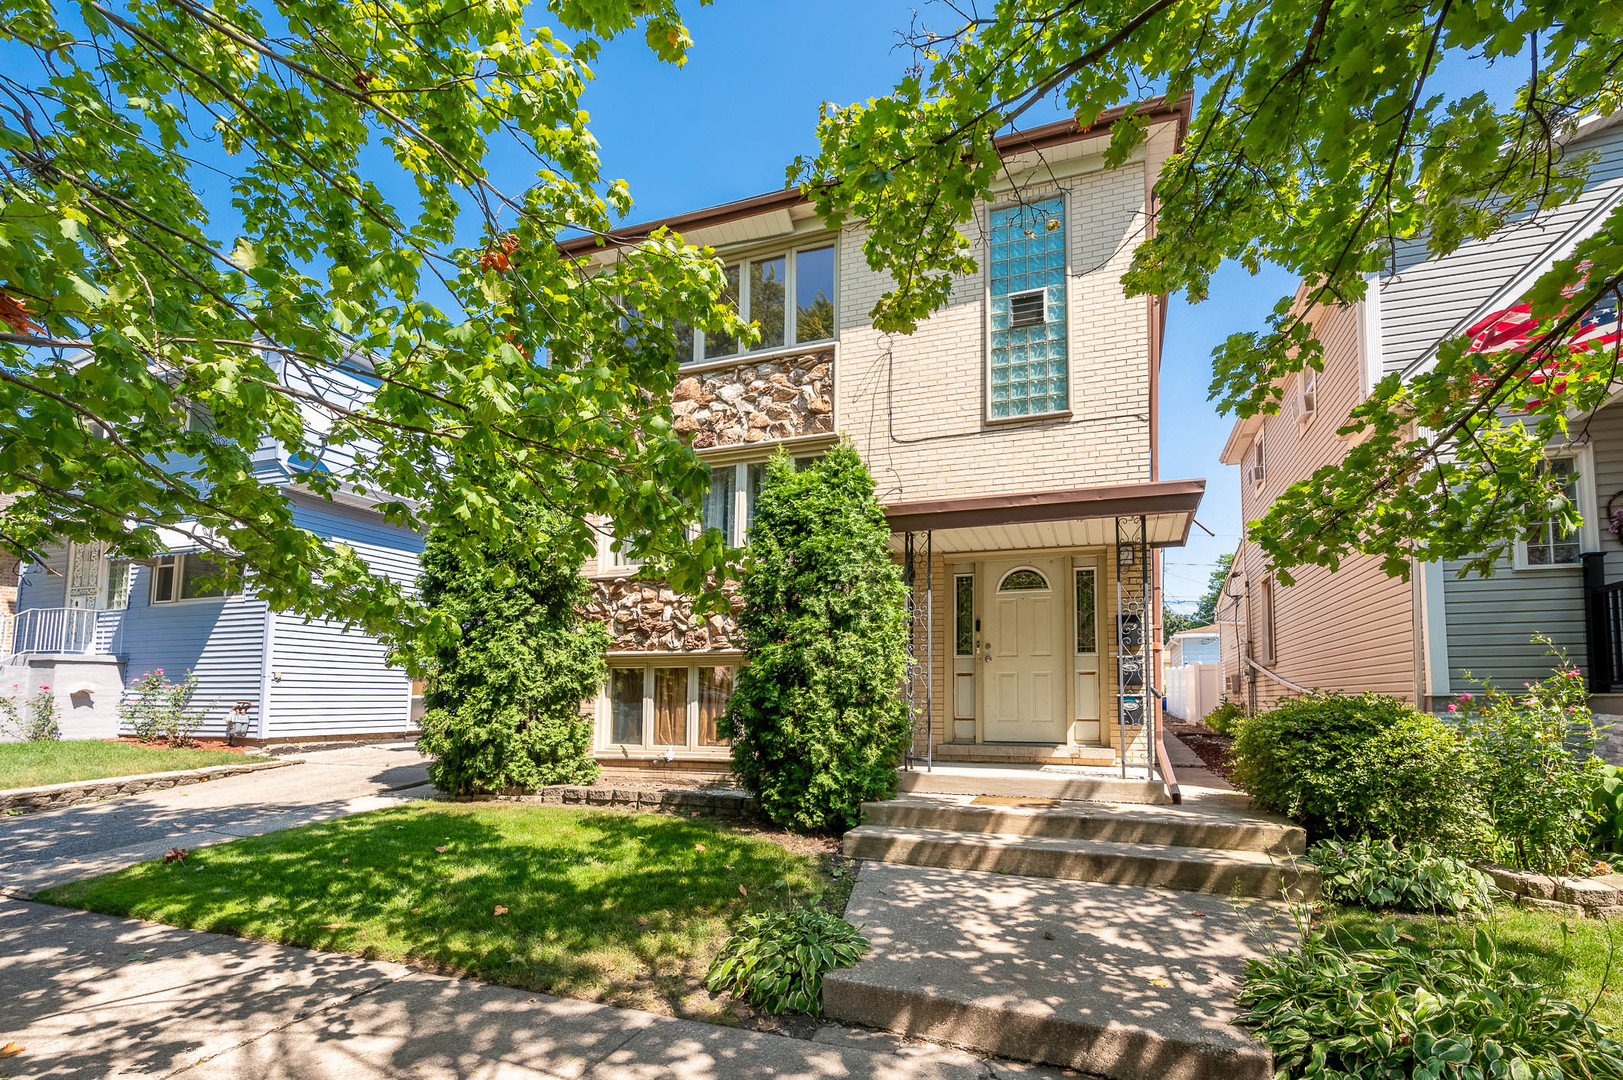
[970,796,1062,808]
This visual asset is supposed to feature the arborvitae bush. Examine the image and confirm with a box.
[403,501,607,795]
[721,444,911,832]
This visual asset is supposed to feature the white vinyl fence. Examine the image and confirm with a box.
[1165,663,1222,723]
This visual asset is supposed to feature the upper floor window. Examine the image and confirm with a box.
[1296,371,1318,430]
[989,197,1068,420]
[1247,429,1266,488]
[1520,457,1581,567]
[677,244,836,365]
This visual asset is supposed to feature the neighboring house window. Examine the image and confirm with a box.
[150,553,237,603]
[989,197,1068,420]
[1520,457,1581,567]
[1248,429,1266,488]
[954,574,974,656]
[1297,371,1317,430]
[1254,576,1277,665]
[605,662,736,749]
[680,244,837,364]
[410,678,426,726]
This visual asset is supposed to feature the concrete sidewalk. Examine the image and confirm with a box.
[0,899,998,1079]
[0,743,434,896]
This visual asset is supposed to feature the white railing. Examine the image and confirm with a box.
[2,607,102,659]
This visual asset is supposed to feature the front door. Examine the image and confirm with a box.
[981,556,1068,743]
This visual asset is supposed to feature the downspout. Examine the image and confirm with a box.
[258,604,275,741]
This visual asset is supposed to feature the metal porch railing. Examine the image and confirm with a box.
[2,606,101,660]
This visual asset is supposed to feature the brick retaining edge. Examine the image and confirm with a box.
[0,758,295,816]
[442,785,760,821]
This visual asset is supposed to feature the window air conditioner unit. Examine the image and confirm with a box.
[1249,464,1266,486]
[1009,289,1047,329]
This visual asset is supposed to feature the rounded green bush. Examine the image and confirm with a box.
[1231,692,1491,853]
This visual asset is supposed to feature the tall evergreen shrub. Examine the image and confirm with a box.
[722,444,911,832]
[401,500,607,795]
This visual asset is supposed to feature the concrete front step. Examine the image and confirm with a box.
[931,741,1119,766]
[897,763,1167,804]
[823,862,1294,1080]
[863,797,1306,856]
[843,824,1318,900]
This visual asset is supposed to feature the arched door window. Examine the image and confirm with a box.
[997,568,1050,593]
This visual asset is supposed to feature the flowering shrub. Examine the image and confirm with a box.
[1457,639,1606,875]
[0,683,61,741]
[119,668,205,746]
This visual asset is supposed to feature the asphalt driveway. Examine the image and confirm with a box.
[0,743,433,896]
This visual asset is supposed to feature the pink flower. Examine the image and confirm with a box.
[38,685,49,691]
[1569,669,1582,677]
[1459,693,1473,702]
[1446,703,1458,713]
[155,668,164,675]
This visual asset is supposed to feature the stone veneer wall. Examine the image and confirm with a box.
[672,350,833,447]
[585,579,741,653]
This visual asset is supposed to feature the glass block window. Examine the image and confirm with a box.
[989,197,1068,418]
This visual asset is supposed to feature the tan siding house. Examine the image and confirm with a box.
[1219,113,1623,712]
[564,99,1203,772]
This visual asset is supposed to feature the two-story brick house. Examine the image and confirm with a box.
[562,97,1204,776]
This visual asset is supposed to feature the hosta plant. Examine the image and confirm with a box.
[705,907,868,1017]
[1593,764,1623,856]
[1308,837,1495,915]
[1238,925,1623,1080]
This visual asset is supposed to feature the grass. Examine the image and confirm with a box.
[0,740,247,790]
[1319,903,1623,1030]
[37,802,847,1022]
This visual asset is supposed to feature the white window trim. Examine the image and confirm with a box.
[1248,428,1267,489]
[683,241,839,366]
[983,192,1072,425]
[1512,445,1598,571]
[599,659,739,755]
[150,552,237,605]
[594,453,826,577]
[1296,370,1318,432]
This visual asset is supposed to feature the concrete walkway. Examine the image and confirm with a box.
[0,899,1036,1079]
[0,743,434,896]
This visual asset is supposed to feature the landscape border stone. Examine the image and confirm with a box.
[0,757,294,816]
[1486,865,1623,917]
[443,784,760,821]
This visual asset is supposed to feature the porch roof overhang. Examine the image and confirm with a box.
[884,478,1204,554]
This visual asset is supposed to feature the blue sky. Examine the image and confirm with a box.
[576,2,1283,608]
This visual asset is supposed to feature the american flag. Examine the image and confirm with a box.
[1463,274,1621,359]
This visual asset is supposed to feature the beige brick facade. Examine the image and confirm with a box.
[581,111,1184,770]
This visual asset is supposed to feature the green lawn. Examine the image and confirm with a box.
[0,740,247,790]
[37,803,842,1022]
[1320,904,1623,1030]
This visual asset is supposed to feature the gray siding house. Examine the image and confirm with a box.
[3,365,425,743]
[1218,112,1623,712]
